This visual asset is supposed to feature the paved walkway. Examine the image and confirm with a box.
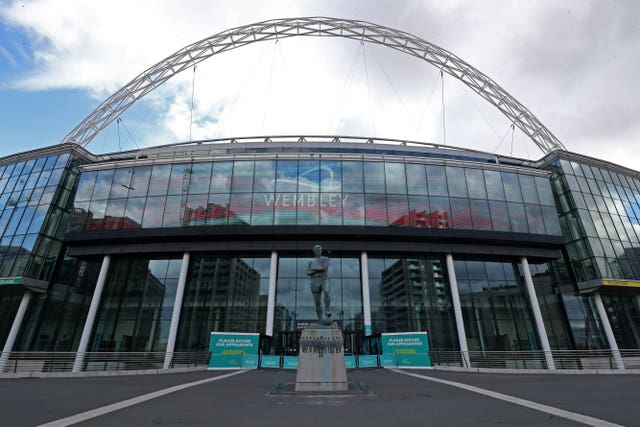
[1,368,637,426]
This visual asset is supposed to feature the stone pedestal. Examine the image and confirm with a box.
[295,328,348,392]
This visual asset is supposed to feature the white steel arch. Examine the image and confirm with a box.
[62,16,566,153]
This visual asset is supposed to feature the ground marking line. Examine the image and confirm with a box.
[391,369,623,427]
[37,370,247,427]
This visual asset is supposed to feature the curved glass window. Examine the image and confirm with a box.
[71,159,561,236]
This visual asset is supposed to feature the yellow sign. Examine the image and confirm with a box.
[602,279,640,288]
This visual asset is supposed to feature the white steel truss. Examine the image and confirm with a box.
[61,16,566,154]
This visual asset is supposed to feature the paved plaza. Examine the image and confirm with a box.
[1,368,638,426]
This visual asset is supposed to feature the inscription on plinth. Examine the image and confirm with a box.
[295,328,348,392]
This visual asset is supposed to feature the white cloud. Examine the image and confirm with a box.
[1,0,639,170]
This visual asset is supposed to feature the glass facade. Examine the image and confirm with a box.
[551,157,640,281]
[454,260,538,351]
[0,152,76,280]
[176,254,270,350]
[274,255,363,333]
[14,256,102,351]
[70,159,561,235]
[3,141,640,365]
[368,256,458,350]
[90,256,183,352]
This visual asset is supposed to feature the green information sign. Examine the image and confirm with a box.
[0,277,22,286]
[381,332,431,368]
[208,332,260,369]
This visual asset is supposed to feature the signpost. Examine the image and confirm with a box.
[381,332,431,368]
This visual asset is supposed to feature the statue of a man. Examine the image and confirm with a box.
[307,244,331,322]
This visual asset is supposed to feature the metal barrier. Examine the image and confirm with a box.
[431,349,640,370]
[2,349,640,373]
[1,351,211,373]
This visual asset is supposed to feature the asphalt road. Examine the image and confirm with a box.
[1,369,637,427]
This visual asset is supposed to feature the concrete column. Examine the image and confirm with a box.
[163,252,190,369]
[0,290,32,372]
[73,254,111,372]
[445,254,470,368]
[361,251,372,336]
[265,251,278,336]
[520,257,556,370]
[593,292,625,370]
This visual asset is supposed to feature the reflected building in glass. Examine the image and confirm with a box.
[1,137,640,368]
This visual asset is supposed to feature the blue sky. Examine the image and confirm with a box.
[1,0,639,170]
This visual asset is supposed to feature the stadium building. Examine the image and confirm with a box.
[1,17,639,371]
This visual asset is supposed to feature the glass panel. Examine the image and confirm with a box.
[276,160,298,192]
[92,170,115,200]
[406,163,427,195]
[184,194,208,226]
[253,160,276,193]
[535,176,555,206]
[75,171,97,202]
[320,160,342,193]
[343,194,365,226]
[450,198,472,229]
[490,201,510,231]
[385,162,406,195]
[429,197,451,228]
[251,193,274,225]
[519,174,539,204]
[211,162,232,193]
[109,168,133,199]
[141,196,166,228]
[364,162,385,193]
[502,172,523,202]
[342,161,363,193]
[387,195,409,226]
[320,193,342,225]
[470,199,492,230]
[167,163,191,195]
[188,163,212,194]
[365,194,387,225]
[297,193,320,225]
[465,169,486,199]
[228,193,251,225]
[124,197,145,229]
[508,202,529,233]
[298,160,320,192]
[129,165,151,198]
[148,164,171,196]
[207,194,229,225]
[525,204,546,234]
[446,166,467,198]
[426,165,447,197]
[408,195,430,227]
[484,169,506,200]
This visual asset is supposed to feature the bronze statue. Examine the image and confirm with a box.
[307,244,331,322]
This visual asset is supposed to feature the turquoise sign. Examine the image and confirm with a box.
[282,356,299,369]
[208,332,260,369]
[345,355,356,369]
[358,355,379,368]
[381,332,431,368]
[261,355,281,369]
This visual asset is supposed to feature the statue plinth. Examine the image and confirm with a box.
[295,328,348,392]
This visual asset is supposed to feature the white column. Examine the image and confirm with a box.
[361,251,372,336]
[163,252,190,369]
[593,292,625,370]
[265,251,278,336]
[0,290,32,372]
[520,257,556,370]
[73,254,111,372]
[445,254,470,368]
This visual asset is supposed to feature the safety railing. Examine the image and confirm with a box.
[0,351,211,373]
[2,349,640,373]
[431,349,640,370]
